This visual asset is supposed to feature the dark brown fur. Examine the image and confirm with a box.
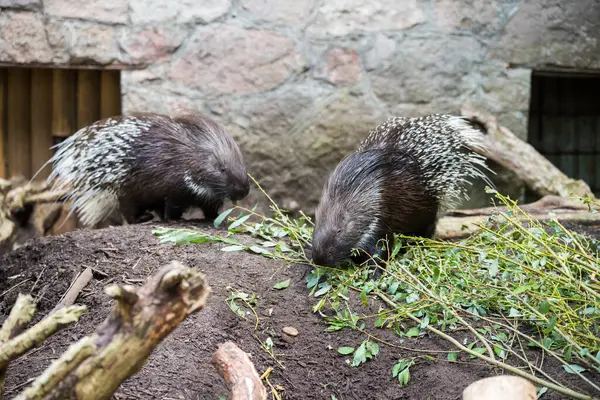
[115,113,249,223]
[311,148,439,268]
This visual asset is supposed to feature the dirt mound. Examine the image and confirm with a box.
[0,220,590,399]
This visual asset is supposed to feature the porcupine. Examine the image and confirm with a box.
[310,114,494,268]
[44,112,250,227]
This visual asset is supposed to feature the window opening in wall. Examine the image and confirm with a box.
[0,66,121,181]
[0,66,121,233]
[526,71,600,201]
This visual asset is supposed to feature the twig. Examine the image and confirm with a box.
[13,337,96,400]
[0,305,87,369]
[0,294,37,399]
[51,267,93,314]
[376,291,596,400]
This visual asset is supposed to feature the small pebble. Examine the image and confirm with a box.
[282,326,298,337]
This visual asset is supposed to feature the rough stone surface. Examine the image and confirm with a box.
[371,35,486,104]
[168,24,304,95]
[434,0,517,36]
[0,0,40,10]
[240,0,314,27]
[61,22,123,65]
[120,26,187,63]
[322,49,362,85]
[283,326,299,337]
[2,0,599,212]
[130,0,230,24]
[0,12,54,63]
[307,0,425,37]
[491,0,600,69]
[44,0,128,24]
[365,33,397,71]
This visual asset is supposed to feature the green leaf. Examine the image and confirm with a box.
[369,342,379,356]
[337,346,355,355]
[447,352,458,362]
[352,342,368,367]
[221,245,245,252]
[249,246,272,255]
[228,214,251,230]
[314,283,330,297]
[398,367,411,387]
[388,281,400,295]
[273,279,290,290]
[214,208,234,228]
[513,284,535,295]
[405,327,420,337]
[563,364,586,374]
[538,300,550,314]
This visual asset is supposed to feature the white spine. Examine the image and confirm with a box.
[46,117,152,227]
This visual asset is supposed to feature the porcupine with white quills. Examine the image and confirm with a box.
[311,114,494,268]
[44,112,250,227]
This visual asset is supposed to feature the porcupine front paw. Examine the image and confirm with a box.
[201,199,224,221]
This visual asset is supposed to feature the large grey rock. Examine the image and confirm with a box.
[433,0,518,36]
[226,84,387,214]
[130,0,230,24]
[491,0,600,69]
[364,33,397,71]
[0,0,40,10]
[240,0,314,27]
[44,0,128,24]
[306,0,425,37]
[120,26,188,63]
[168,24,305,95]
[61,22,123,65]
[0,12,54,63]
[371,34,486,104]
[316,48,362,85]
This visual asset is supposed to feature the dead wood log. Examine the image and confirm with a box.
[0,295,85,400]
[51,267,94,314]
[212,341,268,400]
[0,294,36,400]
[0,177,71,254]
[437,205,600,240]
[460,104,596,200]
[14,260,211,400]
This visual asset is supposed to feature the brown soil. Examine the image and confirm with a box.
[0,220,598,400]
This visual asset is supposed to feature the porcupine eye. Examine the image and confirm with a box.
[337,229,342,234]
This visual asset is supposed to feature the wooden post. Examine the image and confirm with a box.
[76,69,101,129]
[6,68,32,179]
[30,68,54,181]
[100,70,121,119]
[0,69,6,178]
[52,69,76,138]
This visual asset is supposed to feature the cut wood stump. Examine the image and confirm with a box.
[11,260,211,400]
[212,341,268,400]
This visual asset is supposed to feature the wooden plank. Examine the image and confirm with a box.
[30,68,54,181]
[0,69,6,178]
[6,67,32,178]
[100,70,121,119]
[52,69,76,138]
[77,69,101,129]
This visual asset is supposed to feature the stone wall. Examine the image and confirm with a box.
[1,0,599,214]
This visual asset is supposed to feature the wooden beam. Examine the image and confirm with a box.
[6,68,32,179]
[52,69,76,138]
[30,68,54,181]
[100,70,121,119]
[77,69,101,129]
[0,69,6,178]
